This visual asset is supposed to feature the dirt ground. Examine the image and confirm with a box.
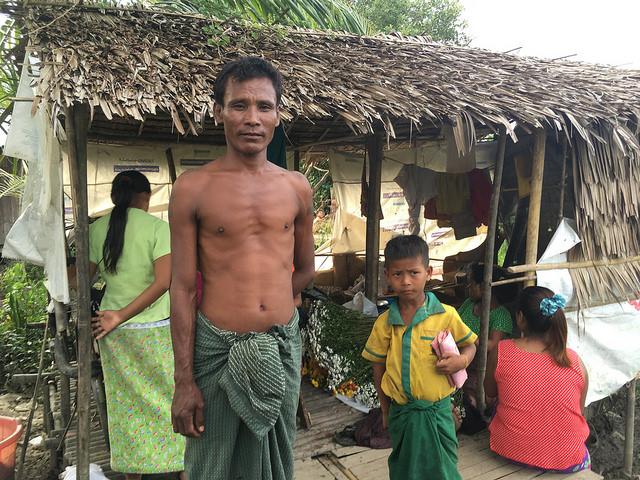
[586,381,640,479]
[0,382,639,479]
[0,389,58,480]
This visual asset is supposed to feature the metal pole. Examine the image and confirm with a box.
[364,133,383,302]
[65,103,91,479]
[477,127,507,416]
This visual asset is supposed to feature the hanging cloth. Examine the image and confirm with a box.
[468,168,492,226]
[360,148,383,219]
[435,172,470,215]
[360,149,369,217]
[393,164,437,235]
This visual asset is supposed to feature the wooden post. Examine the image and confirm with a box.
[558,137,567,221]
[364,133,383,302]
[65,103,91,479]
[477,127,507,416]
[524,129,546,287]
[623,377,636,478]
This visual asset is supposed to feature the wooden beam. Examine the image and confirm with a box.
[364,133,383,301]
[490,275,536,286]
[65,103,91,480]
[524,128,546,287]
[505,255,640,274]
[476,126,507,416]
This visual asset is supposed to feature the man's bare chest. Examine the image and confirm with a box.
[196,180,299,235]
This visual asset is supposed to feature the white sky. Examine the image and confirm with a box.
[458,0,640,69]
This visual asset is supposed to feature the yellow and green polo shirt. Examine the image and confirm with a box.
[362,292,477,404]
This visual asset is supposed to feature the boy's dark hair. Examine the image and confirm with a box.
[214,56,282,107]
[384,235,429,268]
[517,286,570,368]
[103,170,151,274]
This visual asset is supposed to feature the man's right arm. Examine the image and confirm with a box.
[169,173,205,437]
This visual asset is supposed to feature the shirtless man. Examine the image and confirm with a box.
[168,57,315,479]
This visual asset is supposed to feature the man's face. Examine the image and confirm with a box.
[214,77,280,158]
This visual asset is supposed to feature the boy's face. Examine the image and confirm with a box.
[384,256,432,303]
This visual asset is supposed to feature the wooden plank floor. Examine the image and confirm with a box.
[62,379,602,480]
[328,429,602,480]
[62,378,366,479]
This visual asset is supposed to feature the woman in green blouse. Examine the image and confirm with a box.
[457,263,514,410]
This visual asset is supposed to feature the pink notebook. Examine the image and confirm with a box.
[431,330,468,388]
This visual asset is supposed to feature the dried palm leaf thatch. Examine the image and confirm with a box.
[4,3,640,309]
[4,2,640,146]
[569,121,640,307]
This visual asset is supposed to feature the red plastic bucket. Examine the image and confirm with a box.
[0,417,23,480]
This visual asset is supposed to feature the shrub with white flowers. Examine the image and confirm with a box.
[302,300,379,408]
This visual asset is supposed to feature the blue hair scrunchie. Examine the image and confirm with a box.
[540,294,566,317]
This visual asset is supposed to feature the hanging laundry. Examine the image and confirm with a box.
[423,197,451,227]
[435,172,470,215]
[468,168,492,226]
[360,154,383,220]
[393,164,437,235]
[360,154,368,217]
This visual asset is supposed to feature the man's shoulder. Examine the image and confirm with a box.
[268,164,309,185]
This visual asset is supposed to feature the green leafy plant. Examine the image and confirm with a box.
[302,300,378,406]
[0,261,51,387]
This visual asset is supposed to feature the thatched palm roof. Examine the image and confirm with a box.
[5,2,640,307]
[7,2,640,148]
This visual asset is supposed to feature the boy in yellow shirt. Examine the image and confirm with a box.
[362,235,477,479]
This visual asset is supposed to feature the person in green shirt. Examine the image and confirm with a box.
[71,170,185,480]
[457,263,514,413]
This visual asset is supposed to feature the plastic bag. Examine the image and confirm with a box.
[431,330,468,388]
[343,291,378,316]
[59,464,109,480]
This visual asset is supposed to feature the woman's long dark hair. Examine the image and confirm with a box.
[517,286,571,367]
[103,171,151,273]
[469,262,517,305]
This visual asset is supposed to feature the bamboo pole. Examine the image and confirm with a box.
[477,126,507,416]
[66,103,91,479]
[558,137,567,221]
[505,255,640,274]
[365,133,383,302]
[622,377,636,478]
[490,275,536,286]
[524,129,546,287]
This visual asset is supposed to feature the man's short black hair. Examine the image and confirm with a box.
[214,56,283,107]
[384,235,429,268]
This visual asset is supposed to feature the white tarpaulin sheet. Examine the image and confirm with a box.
[536,218,640,405]
[3,61,69,303]
[328,148,489,257]
[62,144,227,221]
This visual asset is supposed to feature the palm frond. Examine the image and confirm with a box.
[0,163,25,200]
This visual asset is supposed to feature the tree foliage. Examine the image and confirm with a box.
[151,0,372,34]
[348,0,468,44]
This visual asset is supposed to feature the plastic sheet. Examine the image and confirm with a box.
[537,218,640,405]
